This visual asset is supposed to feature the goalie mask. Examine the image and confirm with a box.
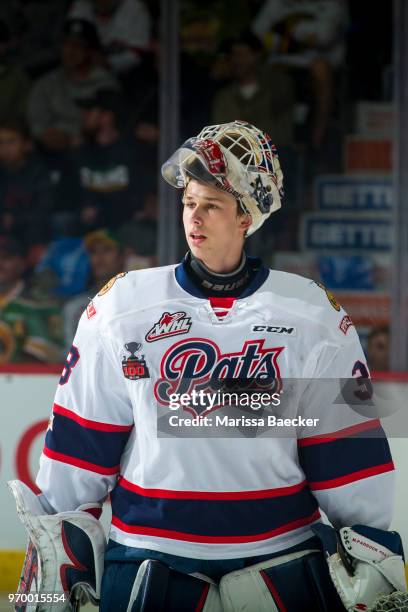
[161,120,284,236]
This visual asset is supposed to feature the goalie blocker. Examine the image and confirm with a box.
[8,480,106,612]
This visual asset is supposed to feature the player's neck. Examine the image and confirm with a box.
[185,251,254,297]
[194,252,246,276]
[197,250,244,274]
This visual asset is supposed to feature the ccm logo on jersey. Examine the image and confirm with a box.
[251,325,296,335]
[145,311,192,342]
[122,342,150,380]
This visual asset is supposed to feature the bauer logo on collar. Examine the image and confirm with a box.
[122,342,150,380]
[145,311,192,342]
[98,272,127,296]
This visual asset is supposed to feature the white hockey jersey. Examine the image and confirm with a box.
[36,261,395,560]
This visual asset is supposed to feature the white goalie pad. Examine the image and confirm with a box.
[8,480,106,612]
[219,549,321,612]
[313,524,408,612]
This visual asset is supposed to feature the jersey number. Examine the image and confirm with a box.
[352,360,373,400]
[59,345,80,385]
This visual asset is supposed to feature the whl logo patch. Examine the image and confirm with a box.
[145,312,192,343]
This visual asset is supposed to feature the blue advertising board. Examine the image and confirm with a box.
[318,255,375,289]
[300,213,392,251]
[315,175,392,212]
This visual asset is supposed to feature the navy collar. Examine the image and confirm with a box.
[174,254,269,299]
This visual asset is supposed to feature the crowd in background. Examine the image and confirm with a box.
[0,0,392,366]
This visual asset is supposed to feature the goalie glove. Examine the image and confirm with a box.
[8,480,106,612]
[312,523,407,612]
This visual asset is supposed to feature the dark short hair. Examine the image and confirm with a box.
[222,30,264,55]
[76,89,124,116]
[63,18,100,49]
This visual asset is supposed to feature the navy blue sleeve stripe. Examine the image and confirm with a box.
[45,411,131,469]
[298,433,393,484]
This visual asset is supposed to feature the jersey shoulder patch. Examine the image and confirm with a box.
[265,270,352,340]
[87,265,178,328]
[97,272,128,296]
[303,279,357,342]
[311,280,342,312]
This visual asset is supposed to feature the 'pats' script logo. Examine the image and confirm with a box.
[154,338,284,416]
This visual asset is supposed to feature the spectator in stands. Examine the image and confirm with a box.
[63,228,125,348]
[252,0,348,148]
[33,235,90,302]
[117,191,157,268]
[27,18,119,152]
[129,37,159,145]
[68,0,151,76]
[0,235,63,363]
[366,326,390,372]
[0,119,53,253]
[0,19,31,123]
[0,0,69,79]
[64,88,147,232]
[212,31,295,147]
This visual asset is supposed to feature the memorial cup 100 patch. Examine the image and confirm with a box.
[122,342,150,380]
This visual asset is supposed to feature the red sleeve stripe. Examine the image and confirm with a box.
[118,476,307,500]
[298,419,382,447]
[53,403,133,432]
[309,461,395,490]
[111,509,321,544]
[43,446,119,476]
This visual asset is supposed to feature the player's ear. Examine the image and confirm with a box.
[239,213,252,232]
